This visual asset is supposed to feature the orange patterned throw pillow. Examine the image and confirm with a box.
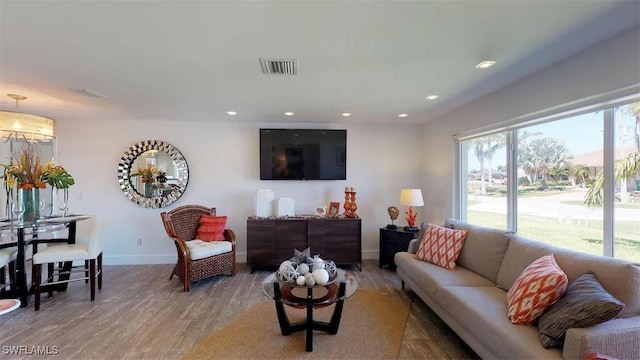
[196,215,227,242]
[507,254,568,325]
[414,224,469,270]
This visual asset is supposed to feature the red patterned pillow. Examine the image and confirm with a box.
[196,215,227,242]
[414,224,469,270]
[507,254,568,325]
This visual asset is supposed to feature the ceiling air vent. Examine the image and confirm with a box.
[259,58,297,75]
[76,88,109,98]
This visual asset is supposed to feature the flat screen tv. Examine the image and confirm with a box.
[260,129,347,180]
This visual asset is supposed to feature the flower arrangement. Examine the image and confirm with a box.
[2,141,75,191]
[131,163,160,183]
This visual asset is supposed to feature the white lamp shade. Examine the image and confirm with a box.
[400,188,424,207]
[0,110,56,140]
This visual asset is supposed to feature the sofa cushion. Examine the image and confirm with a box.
[497,235,557,291]
[497,234,640,318]
[414,224,468,270]
[445,219,512,283]
[394,251,494,299]
[409,222,428,254]
[434,285,562,359]
[537,271,624,348]
[507,254,568,325]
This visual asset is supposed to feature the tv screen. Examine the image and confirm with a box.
[260,129,347,180]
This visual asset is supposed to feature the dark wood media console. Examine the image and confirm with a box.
[247,217,362,273]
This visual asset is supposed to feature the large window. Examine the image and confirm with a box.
[461,133,508,230]
[457,99,640,262]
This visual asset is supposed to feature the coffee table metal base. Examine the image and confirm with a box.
[272,282,347,352]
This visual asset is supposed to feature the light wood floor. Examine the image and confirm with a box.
[0,260,479,359]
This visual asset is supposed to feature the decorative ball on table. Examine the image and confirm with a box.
[312,268,330,285]
[296,275,306,286]
[324,260,338,277]
[277,261,299,283]
[279,248,337,286]
[298,263,310,275]
[304,273,316,286]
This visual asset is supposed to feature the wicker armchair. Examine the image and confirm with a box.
[160,205,236,291]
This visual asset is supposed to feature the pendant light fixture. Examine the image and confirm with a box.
[0,93,56,141]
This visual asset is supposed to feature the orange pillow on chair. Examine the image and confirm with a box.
[196,215,227,241]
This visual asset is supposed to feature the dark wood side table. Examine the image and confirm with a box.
[379,227,417,270]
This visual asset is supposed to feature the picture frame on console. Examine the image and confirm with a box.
[328,202,340,215]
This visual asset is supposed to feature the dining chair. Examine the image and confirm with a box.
[160,205,236,291]
[38,215,97,285]
[0,247,18,293]
[32,216,102,311]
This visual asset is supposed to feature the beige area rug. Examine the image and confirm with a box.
[183,290,411,360]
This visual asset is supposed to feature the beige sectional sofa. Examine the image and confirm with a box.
[394,219,640,360]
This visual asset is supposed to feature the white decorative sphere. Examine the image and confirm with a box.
[279,260,292,272]
[324,260,338,277]
[277,262,299,283]
[298,263,310,275]
[296,275,306,286]
[312,268,330,285]
[304,273,316,286]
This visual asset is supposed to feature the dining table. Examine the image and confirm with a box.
[0,215,89,307]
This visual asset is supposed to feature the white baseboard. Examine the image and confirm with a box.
[104,251,379,265]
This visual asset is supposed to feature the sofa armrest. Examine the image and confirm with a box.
[562,317,640,360]
[407,239,419,254]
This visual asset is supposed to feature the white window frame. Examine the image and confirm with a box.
[453,92,639,257]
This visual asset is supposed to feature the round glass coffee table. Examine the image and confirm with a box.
[262,268,358,352]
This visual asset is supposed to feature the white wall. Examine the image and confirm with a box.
[55,120,422,264]
[421,26,640,225]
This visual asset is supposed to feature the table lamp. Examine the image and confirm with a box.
[400,188,424,231]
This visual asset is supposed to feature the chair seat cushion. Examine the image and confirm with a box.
[0,247,18,266]
[187,240,232,260]
[33,244,90,264]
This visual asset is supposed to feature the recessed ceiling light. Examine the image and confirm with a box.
[425,95,439,100]
[284,112,294,116]
[226,111,237,115]
[341,113,352,117]
[398,113,408,118]
[475,61,496,69]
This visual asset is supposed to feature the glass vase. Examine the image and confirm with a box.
[57,188,69,216]
[19,187,40,222]
[144,181,154,197]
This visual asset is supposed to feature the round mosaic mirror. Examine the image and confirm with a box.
[117,140,189,208]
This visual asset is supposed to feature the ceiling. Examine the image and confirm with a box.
[1,1,639,125]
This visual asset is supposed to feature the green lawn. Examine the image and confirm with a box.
[467,210,640,263]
